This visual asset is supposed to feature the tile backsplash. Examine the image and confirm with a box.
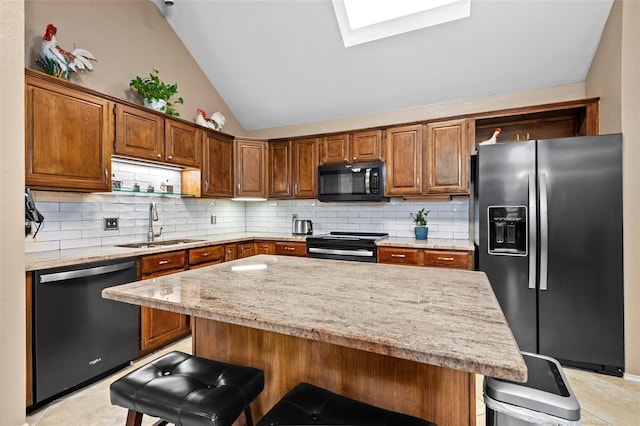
[26,161,469,253]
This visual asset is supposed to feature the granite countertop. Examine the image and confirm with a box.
[103,255,526,382]
[24,232,306,271]
[25,233,474,271]
[379,237,474,250]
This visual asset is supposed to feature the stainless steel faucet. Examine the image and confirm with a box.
[148,202,163,242]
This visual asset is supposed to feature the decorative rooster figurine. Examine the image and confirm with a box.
[196,109,226,131]
[36,24,96,80]
[478,128,501,146]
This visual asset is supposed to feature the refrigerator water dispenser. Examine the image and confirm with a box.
[488,206,527,256]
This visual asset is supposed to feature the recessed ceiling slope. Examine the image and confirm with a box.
[153,0,613,132]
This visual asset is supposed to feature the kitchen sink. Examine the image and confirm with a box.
[116,239,206,249]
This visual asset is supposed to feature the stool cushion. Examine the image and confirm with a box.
[256,382,436,426]
[110,351,264,426]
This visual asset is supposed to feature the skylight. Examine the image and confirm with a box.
[332,0,471,47]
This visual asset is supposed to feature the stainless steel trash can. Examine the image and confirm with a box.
[484,352,581,425]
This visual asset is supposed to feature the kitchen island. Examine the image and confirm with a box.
[103,255,526,426]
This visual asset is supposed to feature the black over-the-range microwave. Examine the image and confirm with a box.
[317,161,389,202]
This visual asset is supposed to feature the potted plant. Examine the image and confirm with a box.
[130,69,184,116]
[409,208,430,240]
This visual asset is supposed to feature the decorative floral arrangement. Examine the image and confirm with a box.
[36,24,96,80]
[130,69,184,116]
[195,109,227,131]
[410,208,430,227]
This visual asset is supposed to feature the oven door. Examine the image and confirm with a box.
[308,245,376,262]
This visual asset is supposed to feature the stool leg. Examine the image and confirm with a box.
[243,406,254,426]
[125,410,143,426]
[150,420,169,426]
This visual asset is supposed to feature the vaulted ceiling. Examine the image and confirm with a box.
[153,0,613,131]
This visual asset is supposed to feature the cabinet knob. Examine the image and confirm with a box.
[157,153,162,158]
[168,155,173,160]
[437,257,455,262]
[391,254,406,258]
[353,156,356,161]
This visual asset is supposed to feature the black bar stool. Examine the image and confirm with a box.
[256,382,437,426]
[110,351,264,426]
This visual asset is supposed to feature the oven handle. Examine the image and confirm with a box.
[308,247,373,257]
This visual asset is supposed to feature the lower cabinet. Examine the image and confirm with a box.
[188,245,225,268]
[237,241,255,258]
[275,241,307,257]
[255,240,275,255]
[378,246,472,270]
[139,250,191,356]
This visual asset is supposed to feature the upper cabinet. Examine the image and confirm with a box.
[269,137,319,199]
[235,139,268,198]
[25,70,113,192]
[385,125,423,196]
[424,119,470,195]
[292,137,319,198]
[164,119,202,168]
[115,102,201,168]
[320,130,383,165]
[351,130,384,163]
[269,141,292,198]
[115,103,165,160]
[202,130,234,198]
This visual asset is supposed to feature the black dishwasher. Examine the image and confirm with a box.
[31,257,138,408]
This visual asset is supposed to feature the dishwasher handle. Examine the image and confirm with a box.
[39,260,137,284]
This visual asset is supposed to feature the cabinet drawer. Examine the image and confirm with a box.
[189,245,224,267]
[237,242,255,258]
[423,250,471,270]
[141,250,187,276]
[275,241,307,257]
[377,247,421,266]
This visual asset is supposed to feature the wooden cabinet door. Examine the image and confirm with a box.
[385,125,424,196]
[139,251,190,356]
[165,119,202,167]
[225,244,238,261]
[255,241,275,255]
[320,133,350,164]
[25,73,113,192]
[237,242,255,258]
[269,141,292,198]
[275,241,307,257]
[425,119,469,195]
[235,139,268,198]
[202,131,234,197]
[115,103,165,161]
[293,138,319,198]
[351,130,383,163]
[140,306,189,356]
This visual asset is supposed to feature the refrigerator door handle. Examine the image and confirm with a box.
[539,173,549,290]
[528,173,537,289]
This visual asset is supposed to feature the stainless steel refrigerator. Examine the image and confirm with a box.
[473,134,624,376]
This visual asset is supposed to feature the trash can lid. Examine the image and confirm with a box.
[484,352,581,421]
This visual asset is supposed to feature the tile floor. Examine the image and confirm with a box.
[27,337,640,426]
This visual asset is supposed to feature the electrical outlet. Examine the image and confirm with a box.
[292,213,298,221]
[104,217,119,230]
[210,214,216,225]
